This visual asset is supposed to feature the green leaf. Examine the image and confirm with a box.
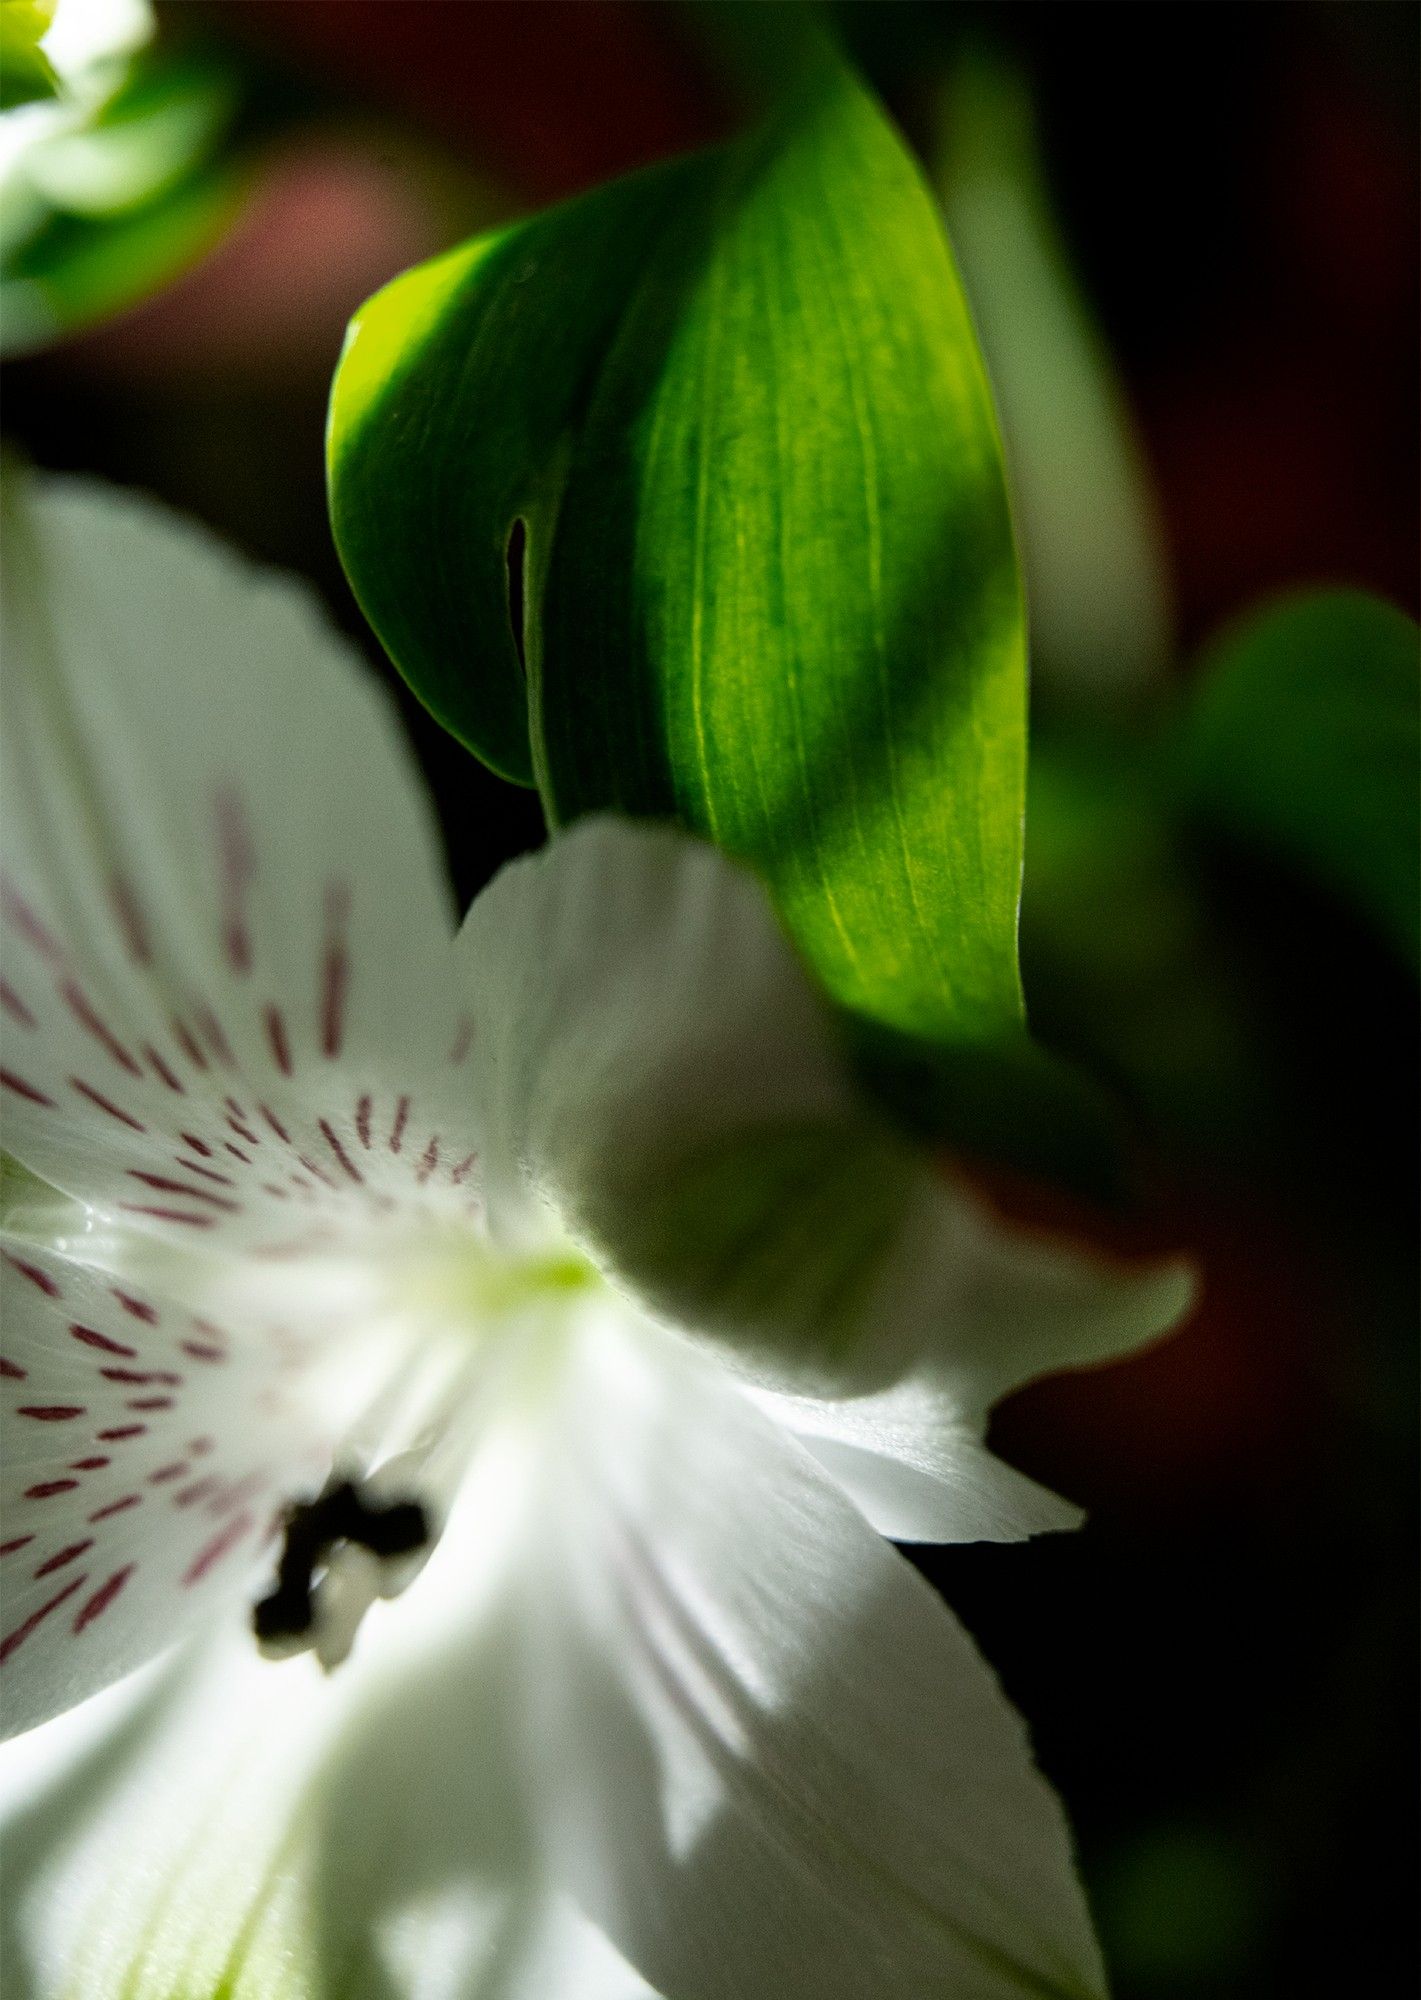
[0,1,58,109]
[1176,590,1420,969]
[330,53,1027,1045]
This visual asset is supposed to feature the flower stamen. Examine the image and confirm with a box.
[253,1475,428,1663]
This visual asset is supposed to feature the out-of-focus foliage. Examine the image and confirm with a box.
[330,53,1028,1052]
[0,1,60,109]
[1176,590,1420,971]
[1021,734,1269,1159]
[0,0,241,351]
[935,51,1173,707]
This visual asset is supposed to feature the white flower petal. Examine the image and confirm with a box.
[461,815,1192,1396]
[41,0,154,82]
[0,473,482,1260]
[753,1371,1084,1544]
[517,1312,1109,2000]
[0,1450,662,1999]
[754,1210,1193,1542]
[2,1298,1111,1998]
[0,1237,328,1738]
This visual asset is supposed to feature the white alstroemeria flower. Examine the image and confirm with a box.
[0,474,1192,1999]
[0,0,154,248]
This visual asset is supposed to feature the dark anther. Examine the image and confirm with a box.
[252,1477,430,1645]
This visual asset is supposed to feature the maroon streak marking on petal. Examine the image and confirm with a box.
[183,1511,253,1585]
[261,1182,290,1200]
[180,1341,225,1363]
[2,1069,56,1107]
[0,878,63,963]
[172,1018,209,1072]
[296,1153,337,1190]
[74,1565,134,1632]
[259,1102,290,1145]
[319,1118,363,1184]
[0,979,36,1028]
[174,1476,220,1507]
[24,1479,79,1499]
[189,1435,215,1455]
[101,1368,182,1387]
[109,874,152,966]
[416,1136,441,1186]
[0,1357,26,1380]
[89,1494,140,1521]
[264,1004,293,1077]
[34,1540,93,1578]
[389,1094,410,1154]
[112,1292,157,1325]
[128,1171,239,1213]
[17,1406,86,1422]
[215,786,257,976]
[96,1425,146,1442]
[149,1462,189,1485]
[61,981,142,1076]
[69,1457,110,1471]
[451,1152,479,1185]
[320,947,348,1058]
[3,1255,59,1297]
[355,1093,372,1149]
[226,1117,261,1148]
[176,1158,236,1188]
[71,1078,144,1131]
[72,1323,138,1358]
[127,1396,175,1411]
[210,1474,263,1519]
[196,1007,235,1068]
[181,1131,214,1158]
[145,1045,186,1093]
[119,1205,216,1229]
[0,1575,87,1663]
[224,1143,254,1165]
[320,881,351,1060]
[0,1536,35,1557]
[449,1016,475,1065]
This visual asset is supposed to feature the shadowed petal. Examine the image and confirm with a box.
[460,816,1191,1399]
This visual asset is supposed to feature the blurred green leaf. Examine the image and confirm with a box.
[1177,591,1420,970]
[0,0,59,108]
[936,52,1172,706]
[330,53,1027,1046]
[22,50,236,215]
[0,44,242,354]
[1,152,241,350]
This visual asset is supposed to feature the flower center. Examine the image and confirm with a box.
[246,1225,601,1670]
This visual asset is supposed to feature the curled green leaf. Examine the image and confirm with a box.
[331,54,1027,1047]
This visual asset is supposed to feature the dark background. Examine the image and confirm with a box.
[4,5,1416,1994]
